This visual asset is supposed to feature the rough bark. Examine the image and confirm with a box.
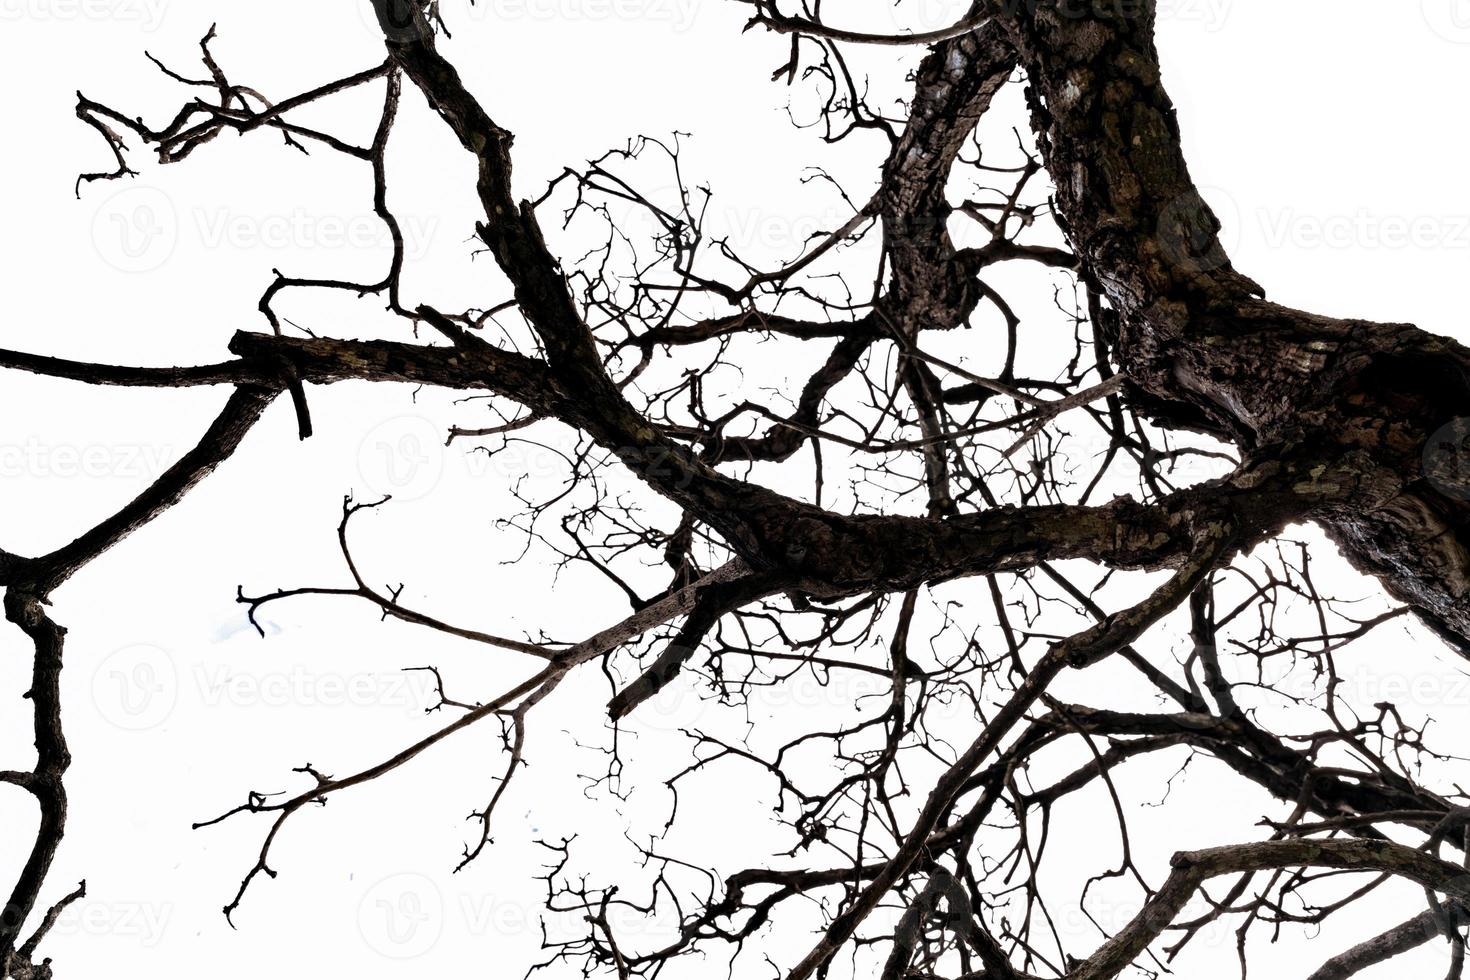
[2,2,1466,976]
[997,2,1470,648]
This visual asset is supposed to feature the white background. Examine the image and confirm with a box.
[2,1,1470,977]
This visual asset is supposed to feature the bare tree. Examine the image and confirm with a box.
[3,1,1469,977]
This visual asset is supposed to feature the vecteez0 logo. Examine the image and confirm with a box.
[90,186,178,275]
[0,0,169,29]
[357,415,446,503]
[90,643,178,731]
[1425,418,1470,501]
[357,873,444,959]
[1424,0,1470,42]
[1156,185,1241,275]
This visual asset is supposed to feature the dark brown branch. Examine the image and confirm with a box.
[1069,840,1470,980]
[13,386,277,595]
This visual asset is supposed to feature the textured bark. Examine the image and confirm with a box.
[0,596,70,976]
[1069,839,1470,980]
[5,3,1467,976]
[1308,904,1469,980]
[881,24,1016,333]
[997,3,1470,647]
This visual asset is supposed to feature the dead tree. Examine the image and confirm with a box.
[3,1,1469,977]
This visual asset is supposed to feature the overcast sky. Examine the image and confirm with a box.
[2,2,1469,978]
